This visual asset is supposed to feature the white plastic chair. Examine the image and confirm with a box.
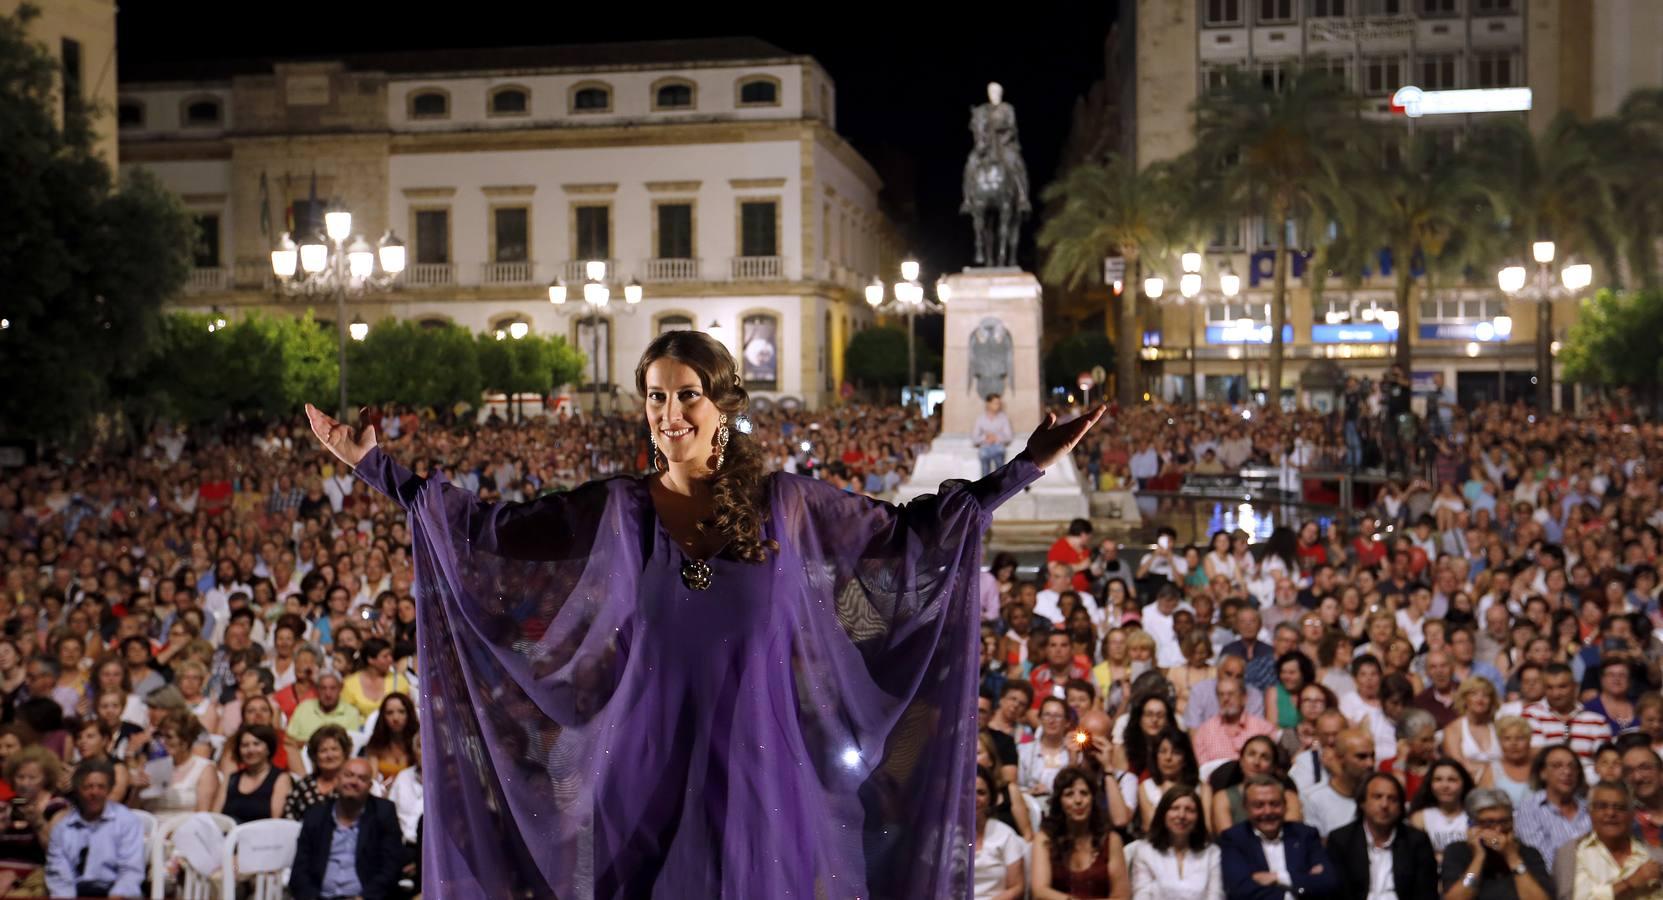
[1199,757,1230,784]
[149,812,235,900]
[221,818,302,900]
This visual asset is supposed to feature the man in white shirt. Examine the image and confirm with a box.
[322,467,355,513]
[1326,772,1439,900]
[1139,583,1191,669]
[1300,728,1376,839]
[1137,527,1189,586]
[1033,561,1097,628]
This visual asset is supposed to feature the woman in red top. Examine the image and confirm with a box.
[1293,521,1327,571]
[1032,766,1129,899]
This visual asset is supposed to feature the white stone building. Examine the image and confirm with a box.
[118,38,897,409]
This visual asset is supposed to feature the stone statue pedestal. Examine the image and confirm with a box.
[895,269,1089,522]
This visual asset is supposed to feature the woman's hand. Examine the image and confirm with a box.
[1022,406,1107,471]
[306,404,378,469]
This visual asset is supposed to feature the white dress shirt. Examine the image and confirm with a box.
[1257,828,1292,890]
[1365,828,1398,900]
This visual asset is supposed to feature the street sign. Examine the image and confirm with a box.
[1090,365,1107,385]
[1077,371,1095,390]
[1102,257,1125,286]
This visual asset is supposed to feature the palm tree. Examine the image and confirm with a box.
[1187,67,1365,404]
[1591,88,1663,290]
[1467,113,1615,411]
[1038,155,1180,407]
[1326,129,1487,369]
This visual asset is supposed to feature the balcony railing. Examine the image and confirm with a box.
[481,260,536,284]
[731,255,785,280]
[405,263,456,287]
[233,261,274,290]
[561,258,619,283]
[642,258,701,282]
[185,267,229,293]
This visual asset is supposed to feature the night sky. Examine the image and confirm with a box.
[117,2,1120,281]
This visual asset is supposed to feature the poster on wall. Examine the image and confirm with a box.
[742,315,778,387]
[575,317,612,387]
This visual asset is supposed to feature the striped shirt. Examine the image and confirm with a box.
[1513,790,1589,876]
[1522,700,1612,763]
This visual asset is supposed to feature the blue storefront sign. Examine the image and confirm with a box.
[1312,323,1396,343]
[1204,324,1296,344]
[1418,322,1504,341]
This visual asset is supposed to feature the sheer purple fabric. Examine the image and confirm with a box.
[352,445,1042,898]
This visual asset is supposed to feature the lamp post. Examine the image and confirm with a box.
[1474,314,1513,404]
[865,257,945,409]
[549,260,641,416]
[270,204,406,419]
[1171,252,1242,408]
[1497,241,1591,412]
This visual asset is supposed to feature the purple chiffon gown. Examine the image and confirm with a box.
[352,445,1042,898]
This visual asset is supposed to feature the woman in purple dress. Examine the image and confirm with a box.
[305,331,1103,898]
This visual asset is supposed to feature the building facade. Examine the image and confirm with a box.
[2,0,118,165]
[118,39,893,410]
[1127,0,1663,408]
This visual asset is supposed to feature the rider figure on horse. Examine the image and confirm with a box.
[960,82,1032,216]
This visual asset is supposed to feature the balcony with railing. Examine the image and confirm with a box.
[405,263,456,287]
[560,258,619,283]
[184,267,229,294]
[642,258,702,282]
[730,256,785,280]
[481,260,536,285]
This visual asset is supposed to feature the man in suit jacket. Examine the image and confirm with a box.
[1328,772,1439,900]
[290,758,403,900]
[1219,774,1341,900]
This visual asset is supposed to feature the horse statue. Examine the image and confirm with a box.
[960,82,1031,269]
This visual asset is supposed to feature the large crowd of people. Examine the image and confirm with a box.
[3,384,1663,897]
[975,387,1663,898]
[0,400,936,896]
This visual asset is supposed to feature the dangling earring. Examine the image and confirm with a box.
[650,435,666,472]
[715,414,730,470]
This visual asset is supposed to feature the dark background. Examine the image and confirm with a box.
[117,2,1120,281]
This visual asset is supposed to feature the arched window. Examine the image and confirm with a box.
[739,312,781,390]
[652,78,696,111]
[491,316,532,341]
[181,97,222,127]
[488,86,529,116]
[656,313,694,335]
[416,317,453,330]
[570,82,612,113]
[118,99,144,128]
[736,76,780,107]
[409,90,449,120]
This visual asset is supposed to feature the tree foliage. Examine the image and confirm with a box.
[0,4,194,443]
[119,311,338,426]
[1561,289,1663,395]
[1038,156,1179,407]
[843,327,911,391]
[1042,331,1115,394]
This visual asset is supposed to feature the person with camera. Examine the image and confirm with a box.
[43,758,144,900]
[0,747,70,895]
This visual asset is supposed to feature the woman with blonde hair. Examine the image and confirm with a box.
[171,659,220,735]
[1092,629,1134,718]
[1124,631,1161,682]
[1478,716,1535,805]
[1166,632,1214,720]
[1442,676,1502,781]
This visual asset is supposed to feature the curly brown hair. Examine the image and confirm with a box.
[634,331,777,564]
